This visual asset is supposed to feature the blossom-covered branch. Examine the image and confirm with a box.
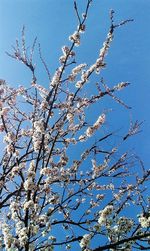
[0,1,149,251]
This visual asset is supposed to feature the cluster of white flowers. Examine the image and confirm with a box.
[68,63,87,83]
[94,183,114,191]
[78,31,112,77]
[50,67,62,87]
[3,132,16,144]
[28,160,36,176]
[11,165,23,177]
[48,235,56,243]
[110,246,132,251]
[33,120,45,134]
[109,218,134,251]
[59,46,75,64]
[72,63,87,75]
[48,194,60,205]
[86,113,105,137]
[2,223,14,249]
[24,177,35,191]
[16,222,28,247]
[94,58,106,74]
[9,201,20,220]
[60,152,69,165]
[85,127,94,138]
[69,31,80,46]
[98,205,113,226]
[23,161,36,191]
[72,30,112,82]
[40,166,59,181]
[40,167,51,176]
[38,214,49,227]
[3,131,19,155]
[5,144,14,154]
[138,211,150,228]
[0,123,4,132]
[16,85,25,95]
[21,128,33,137]
[96,194,105,200]
[91,159,106,178]
[66,112,74,123]
[80,70,89,83]
[0,106,10,117]
[80,233,92,249]
[31,82,49,98]
[99,31,113,62]
[74,65,96,88]
[23,199,34,211]
[40,99,49,110]
[19,227,28,245]
[78,134,87,142]
[9,200,35,248]
[62,46,70,56]
[68,123,80,133]
[113,192,122,201]
[117,217,133,233]
[32,119,45,152]
[30,224,39,236]
[75,80,83,88]
[93,113,106,129]
[76,98,89,109]
[114,82,129,91]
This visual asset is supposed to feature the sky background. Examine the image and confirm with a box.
[0,1,150,249]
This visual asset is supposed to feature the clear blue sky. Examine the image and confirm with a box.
[0,0,150,167]
[0,0,150,250]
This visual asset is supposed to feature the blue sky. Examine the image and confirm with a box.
[0,0,150,167]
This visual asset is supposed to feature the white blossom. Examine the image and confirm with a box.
[80,234,92,249]
[24,178,35,191]
[139,212,150,228]
[69,31,80,46]
[98,205,113,226]
[23,200,34,210]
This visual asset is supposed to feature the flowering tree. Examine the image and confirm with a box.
[0,1,149,251]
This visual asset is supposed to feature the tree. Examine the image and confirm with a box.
[0,1,149,250]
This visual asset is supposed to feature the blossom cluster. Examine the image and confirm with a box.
[24,161,36,190]
[68,63,87,83]
[86,113,106,137]
[114,82,130,91]
[59,46,75,64]
[32,119,45,152]
[138,211,150,228]
[50,67,62,87]
[91,159,107,178]
[2,223,14,250]
[69,31,80,46]
[98,205,113,226]
[80,233,92,249]
[31,82,49,98]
